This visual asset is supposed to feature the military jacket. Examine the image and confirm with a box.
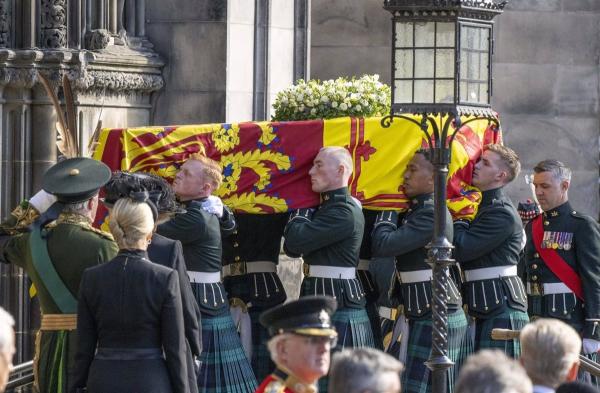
[157,198,231,314]
[357,209,381,303]
[522,201,600,339]
[255,367,317,393]
[372,193,461,319]
[0,212,118,314]
[222,213,288,308]
[284,187,366,309]
[453,187,527,318]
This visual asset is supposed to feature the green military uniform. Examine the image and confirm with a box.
[284,187,374,393]
[0,158,118,393]
[523,201,600,341]
[372,193,471,393]
[453,187,529,357]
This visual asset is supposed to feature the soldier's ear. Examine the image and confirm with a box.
[560,180,570,193]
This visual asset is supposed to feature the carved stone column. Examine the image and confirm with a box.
[0,0,10,48]
[41,0,67,48]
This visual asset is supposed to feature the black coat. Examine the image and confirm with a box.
[71,250,188,393]
[148,233,201,393]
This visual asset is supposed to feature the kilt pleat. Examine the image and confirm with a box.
[474,308,529,358]
[248,307,274,382]
[365,301,384,350]
[402,308,471,393]
[198,313,258,393]
[320,307,376,393]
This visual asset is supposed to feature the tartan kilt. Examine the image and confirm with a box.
[474,307,530,358]
[320,307,376,393]
[198,313,258,393]
[402,308,472,393]
[249,307,275,382]
[365,301,384,350]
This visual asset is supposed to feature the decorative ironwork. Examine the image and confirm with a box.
[41,0,67,48]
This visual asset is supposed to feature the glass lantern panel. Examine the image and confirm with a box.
[414,80,434,103]
[479,52,489,82]
[461,50,480,81]
[414,49,434,78]
[414,22,435,47]
[435,80,454,103]
[460,81,468,102]
[394,49,413,79]
[461,26,480,50]
[394,80,413,104]
[478,28,490,51]
[435,49,454,79]
[436,22,455,47]
[479,83,489,104]
[395,22,413,48]
[466,82,479,103]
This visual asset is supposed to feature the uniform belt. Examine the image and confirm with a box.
[357,259,370,271]
[527,282,572,295]
[95,347,163,361]
[303,264,356,279]
[378,306,399,320]
[222,261,277,277]
[188,271,221,284]
[399,269,432,284]
[464,265,517,282]
[40,314,77,331]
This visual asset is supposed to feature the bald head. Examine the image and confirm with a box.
[309,147,354,193]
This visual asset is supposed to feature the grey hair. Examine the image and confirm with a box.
[328,347,404,393]
[456,349,532,393]
[266,333,291,365]
[62,196,95,216]
[0,307,14,354]
[533,160,572,183]
[319,146,353,177]
[520,318,581,388]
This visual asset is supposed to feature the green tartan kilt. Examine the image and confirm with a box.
[319,307,376,393]
[474,307,530,358]
[198,313,258,393]
[402,308,472,393]
[35,329,76,393]
[365,300,384,350]
[248,307,275,383]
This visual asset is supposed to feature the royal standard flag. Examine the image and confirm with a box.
[93,116,501,219]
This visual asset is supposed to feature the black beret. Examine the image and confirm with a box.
[259,296,338,337]
[42,158,111,203]
[518,199,541,221]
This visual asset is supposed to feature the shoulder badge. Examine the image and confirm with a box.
[265,379,286,393]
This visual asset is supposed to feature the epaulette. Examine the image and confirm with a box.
[334,194,348,202]
[0,202,40,234]
[82,225,115,241]
[424,199,434,207]
[570,210,585,219]
[491,198,506,206]
[264,379,286,393]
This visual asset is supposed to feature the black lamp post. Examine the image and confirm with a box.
[380,2,507,393]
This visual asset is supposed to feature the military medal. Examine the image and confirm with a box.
[542,231,550,249]
[552,232,559,249]
[557,232,564,250]
[564,233,573,251]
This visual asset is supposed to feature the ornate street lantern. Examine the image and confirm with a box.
[381,2,508,393]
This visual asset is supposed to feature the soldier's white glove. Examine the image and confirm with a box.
[29,190,57,214]
[582,338,600,354]
[201,195,224,218]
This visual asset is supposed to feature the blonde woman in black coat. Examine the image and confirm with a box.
[71,197,188,393]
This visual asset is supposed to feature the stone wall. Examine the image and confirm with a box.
[311,0,600,218]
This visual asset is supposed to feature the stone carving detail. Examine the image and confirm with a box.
[41,0,67,48]
[0,68,37,88]
[85,30,111,51]
[77,70,164,93]
[0,0,10,48]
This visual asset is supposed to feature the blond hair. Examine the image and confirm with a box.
[484,144,521,183]
[520,318,581,387]
[108,198,154,249]
[188,153,223,189]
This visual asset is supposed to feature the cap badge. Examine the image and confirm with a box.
[319,309,329,325]
[69,168,80,176]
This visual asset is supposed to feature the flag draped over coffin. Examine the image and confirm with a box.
[93,116,501,219]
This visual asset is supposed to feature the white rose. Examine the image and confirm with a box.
[339,103,348,110]
[355,104,362,111]
[321,96,329,103]
[332,101,339,108]
[310,108,317,115]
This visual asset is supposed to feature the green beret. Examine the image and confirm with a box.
[259,296,338,338]
[43,157,112,203]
